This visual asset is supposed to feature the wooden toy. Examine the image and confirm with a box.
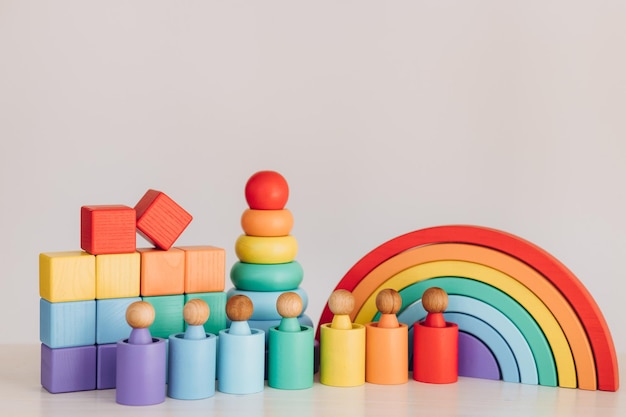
[413,287,458,384]
[95,252,140,299]
[217,295,265,394]
[348,242,590,389]
[96,297,142,344]
[176,245,226,294]
[137,247,184,296]
[241,208,294,237]
[268,292,314,390]
[365,289,408,385]
[244,170,289,210]
[457,332,501,380]
[39,251,95,303]
[396,277,552,385]
[168,299,217,400]
[230,261,303,292]
[184,292,228,336]
[316,225,618,391]
[398,301,521,382]
[40,299,96,348]
[116,301,166,406]
[249,315,315,344]
[134,189,192,250]
[96,344,117,389]
[319,290,365,387]
[142,294,184,339]
[234,234,298,264]
[226,287,309,321]
[81,205,136,255]
[41,344,97,393]
[355,260,575,388]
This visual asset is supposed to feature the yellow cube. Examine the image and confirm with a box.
[95,252,140,299]
[40,251,96,302]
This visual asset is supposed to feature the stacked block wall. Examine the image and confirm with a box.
[39,246,227,393]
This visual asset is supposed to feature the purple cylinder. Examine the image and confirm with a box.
[116,337,166,406]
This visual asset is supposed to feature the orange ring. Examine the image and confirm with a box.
[241,209,294,237]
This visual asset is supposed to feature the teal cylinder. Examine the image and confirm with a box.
[167,333,217,400]
[268,325,314,390]
[217,328,265,394]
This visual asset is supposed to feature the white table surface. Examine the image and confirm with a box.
[1,345,623,417]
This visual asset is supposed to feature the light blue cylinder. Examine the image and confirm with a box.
[167,333,217,400]
[226,287,308,321]
[217,328,265,394]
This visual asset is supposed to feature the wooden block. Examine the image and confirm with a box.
[40,299,96,348]
[41,344,97,393]
[176,246,226,293]
[39,251,95,302]
[95,252,140,299]
[135,190,192,250]
[81,205,136,255]
[138,248,184,296]
[142,295,184,339]
[96,297,142,344]
[96,344,117,390]
[184,292,227,336]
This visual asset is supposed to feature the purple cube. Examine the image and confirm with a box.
[41,344,96,393]
[97,344,117,389]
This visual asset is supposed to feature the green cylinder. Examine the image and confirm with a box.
[268,325,314,390]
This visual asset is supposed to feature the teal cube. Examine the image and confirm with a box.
[142,295,184,338]
[40,299,96,348]
[184,292,227,335]
[96,297,142,344]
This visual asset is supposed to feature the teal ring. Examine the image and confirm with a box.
[230,261,304,292]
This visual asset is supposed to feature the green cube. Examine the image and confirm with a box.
[142,295,184,338]
[184,292,227,336]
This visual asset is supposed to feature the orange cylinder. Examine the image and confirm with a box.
[413,321,458,384]
[365,323,408,384]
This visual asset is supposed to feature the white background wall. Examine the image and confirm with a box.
[1,1,625,356]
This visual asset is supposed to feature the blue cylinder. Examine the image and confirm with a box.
[116,337,166,406]
[167,333,217,400]
[217,328,265,394]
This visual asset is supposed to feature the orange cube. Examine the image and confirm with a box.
[138,248,185,296]
[177,246,226,293]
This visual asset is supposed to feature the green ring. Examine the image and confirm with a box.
[230,261,304,292]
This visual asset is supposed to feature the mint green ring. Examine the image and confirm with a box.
[230,261,304,292]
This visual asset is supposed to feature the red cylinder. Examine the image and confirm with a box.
[413,321,458,384]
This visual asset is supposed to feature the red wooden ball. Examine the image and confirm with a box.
[245,171,289,210]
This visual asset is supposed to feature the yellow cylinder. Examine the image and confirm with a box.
[235,235,298,264]
[365,322,408,384]
[319,323,365,387]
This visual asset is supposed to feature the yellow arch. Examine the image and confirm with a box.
[349,243,596,390]
[354,260,577,389]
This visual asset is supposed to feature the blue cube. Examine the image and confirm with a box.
[96,297,141,344]
[40,299,96,348]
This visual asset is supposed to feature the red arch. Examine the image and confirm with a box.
[316,225,619,391]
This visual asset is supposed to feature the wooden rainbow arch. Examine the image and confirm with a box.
[316,225,619,391]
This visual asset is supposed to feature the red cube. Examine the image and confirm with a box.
[81,205,136,255]
[135,190,192,250]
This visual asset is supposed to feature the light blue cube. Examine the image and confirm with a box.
[40,299,96,348]
[96,297,142,344]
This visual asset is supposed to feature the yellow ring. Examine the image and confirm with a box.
[240,209,294,237]
[235,235,298,264]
